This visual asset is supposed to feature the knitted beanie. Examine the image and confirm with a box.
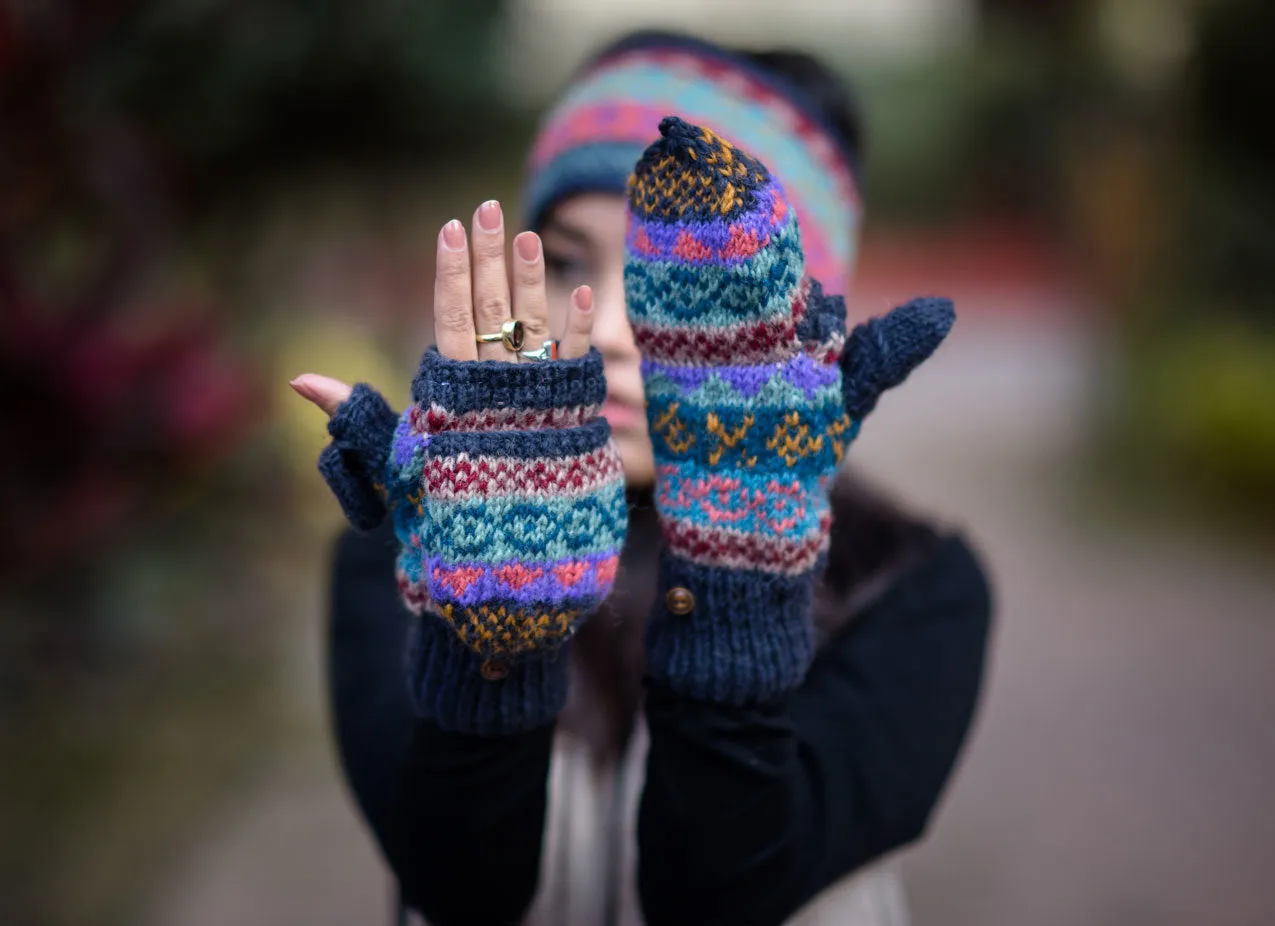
[523,33,862,291]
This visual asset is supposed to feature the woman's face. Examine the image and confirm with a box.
[540,193,656,488]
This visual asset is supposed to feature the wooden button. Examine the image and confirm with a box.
[665,587,695,615]
[481,659,509,681]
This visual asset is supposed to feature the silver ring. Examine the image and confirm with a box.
[519,339,559,362]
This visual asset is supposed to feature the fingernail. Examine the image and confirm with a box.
[441,219,465,251]
[515,232,541,262]
[478,200,502,232]
[574,285,594,313]
[289,378,316,400]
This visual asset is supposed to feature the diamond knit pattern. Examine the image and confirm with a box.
[626,117,956,704]
[318,346,627,734]
[626,117,853,583]
[393,348,626,660]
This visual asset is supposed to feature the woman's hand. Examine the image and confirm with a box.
[297,200,629,736]
[290,200,597,415]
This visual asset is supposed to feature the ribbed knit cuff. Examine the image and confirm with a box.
[644,552,817,706]
[406,614,571,736]
[319,383,398,530]
[411,345,605,418]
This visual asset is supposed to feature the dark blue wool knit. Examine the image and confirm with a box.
[624,117,956,704]
[406,618,572,737]
[317,347,626,736]
[646,553,819,704]
[412,345,607,412]
[841,296,955,421]
[319,383,398,531]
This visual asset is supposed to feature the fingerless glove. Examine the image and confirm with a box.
[320,348,627,734]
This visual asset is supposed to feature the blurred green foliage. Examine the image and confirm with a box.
[847,2,1111,227]
[850,35,1065,224]
[1104,0,1275,529]
[1176,0,1275,322]
[1105,323,1275,527]
[74,0,514,196]
[844,0,1275,528]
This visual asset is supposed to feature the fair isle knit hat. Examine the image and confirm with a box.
[522,33,863,291]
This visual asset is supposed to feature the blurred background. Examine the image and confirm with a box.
[2,1,1273,924]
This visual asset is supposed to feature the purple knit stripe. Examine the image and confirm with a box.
[392,414,429,468]
[625,180,790,267]
[642,351,840,401]
[780,352,842,398]
[426,551,619,607]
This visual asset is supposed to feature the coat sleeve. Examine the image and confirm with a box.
[327,523,553,926]
[637,533,992,926]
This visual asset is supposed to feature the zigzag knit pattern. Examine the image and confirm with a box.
[318,347,626,735]
[625,118,958,705]
[625,116,857,703]
[626,117,853,582]
[389,347,627,662]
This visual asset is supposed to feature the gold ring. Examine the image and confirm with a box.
[475,319,525,352]
[519,339,559,362]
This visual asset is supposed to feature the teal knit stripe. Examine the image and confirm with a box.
[425,478,626,523]
[654,461,831,538]
[623,221,803,329]
[396,545,426,588]
[644,394,848,475]
[424,483,628,566]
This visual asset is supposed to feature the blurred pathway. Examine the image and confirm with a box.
[857,310,1275,926]
[148,307,1275,926]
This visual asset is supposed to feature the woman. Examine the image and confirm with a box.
[292,31,991,926]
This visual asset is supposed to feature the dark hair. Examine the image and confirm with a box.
[736,48,866,172]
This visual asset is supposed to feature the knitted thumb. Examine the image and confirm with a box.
[317,383,398,530]
[841,296,955,421]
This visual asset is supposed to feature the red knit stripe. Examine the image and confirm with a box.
[633,315,799,366]
[630,279,808,365]
[423,445,625,500]
[660,517,831,575]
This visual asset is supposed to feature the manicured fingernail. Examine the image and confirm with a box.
[574,285,594,313]
[477,200,502,232]
[515,232,541,263]
[441,219,465,251]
